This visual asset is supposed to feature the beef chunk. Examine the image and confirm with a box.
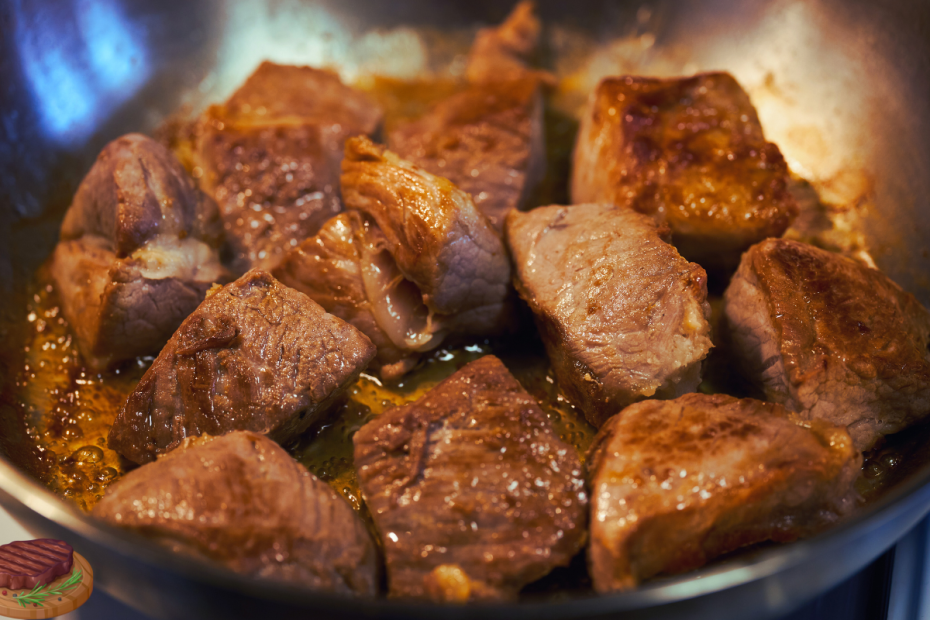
[506,203,712,427]
[353,355,587,601]
[274,211,425,380]
[465,1,543,84]
[108,269,375,464]
[343,136,512,332]
[277,136,515,380]
[723,238,930,451]
[95,431,378,595]
[51,134,227,370]
[572,72,798,267]
[194,62,383,273]
[587,393,860,592]
[389,79,545,234]
[342,137,511,325]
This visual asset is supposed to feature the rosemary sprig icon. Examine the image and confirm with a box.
[13,569,82,608]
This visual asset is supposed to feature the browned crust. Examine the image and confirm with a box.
[572,72,798,266]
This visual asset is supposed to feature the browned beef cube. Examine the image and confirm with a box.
[506,203,712,427]
[95,431,378,595]
[345,137,513,330]
[587,393,860,592]
[194,62,383,273]
[389,78,545,233]
[274,211,424,379]
[277,136,515,380]
[723,238,930,451]
[50,134,228,370]
[108,269,375,464]
[353,355,587,601]
[572,72,798,267]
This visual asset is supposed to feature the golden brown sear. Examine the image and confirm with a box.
[724,238,930,451]
[572,72,798,267]
[194,62,383,273]
[586,393,860,593]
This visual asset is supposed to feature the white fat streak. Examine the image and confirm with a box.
[131,236,225,283]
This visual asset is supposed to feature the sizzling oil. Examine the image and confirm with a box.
[10,267,147,511]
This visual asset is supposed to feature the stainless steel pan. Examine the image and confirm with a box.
[2,0,930,617]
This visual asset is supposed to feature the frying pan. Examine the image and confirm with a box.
[2,0,930,617]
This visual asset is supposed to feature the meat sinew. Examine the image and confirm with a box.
[506,203,713,427]
[95,431,378,595]
[353,355,587,601]
[587,393,860,593]
[274,211,427,379]
[572,72,798,267]
[194,62,383,273]
[108,269,375,464]
[341,136,513,337]
[723,238,930,451]
[276,136,514,380]
[51,133,228,370]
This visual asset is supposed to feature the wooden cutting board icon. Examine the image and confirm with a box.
[0,553,93,619]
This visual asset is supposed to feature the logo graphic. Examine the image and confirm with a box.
[0,539,93,618]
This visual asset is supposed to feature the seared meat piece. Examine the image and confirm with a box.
[276,136,514,380]
[389,78,545,233]
[572,72,798,267]
[51,134,227,370]
[506,203,712,427]
[195,116,342,274]
[95,431,378,595]
[587,393,860,593]
[465,1,543,84]
[341,136,513,337]
[223,61,383,131]
[353,355,587,601]
[723,238,930,451]
[108,269,375,464]
[194,62,383,273]
[274,211,427,380]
